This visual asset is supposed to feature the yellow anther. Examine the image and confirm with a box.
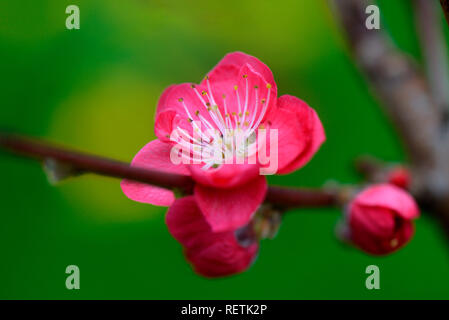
[225,113,230,117]
[390,238,398,247]
[201,90,207,96]
[195,110,200,116]
[254,85,259,89]
[244,121,249,126]
[261,99,266,104]
[190,84,196,89]
[178,98,184,102]
[206,102,211,107]
[245,111,250,116]
[231,112,236,116]
[233,85,238,91]
[242,74,248,78]
[266,83,272,89]
[222,94,226,99]
[213,105,218,110]
[238,112,242,117]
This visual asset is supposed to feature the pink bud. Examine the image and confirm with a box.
[387,166,411,189]
[348,184,419,255]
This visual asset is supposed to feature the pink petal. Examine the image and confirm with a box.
[350,205,396,238]
[194,176,268,232]
[260,107,305,175]
[185,236,258,278]
[275,95,326,174]
[154,110,178,143]
[205,52,276,89]
[155,83,210,122]
[165,196,212,248]
[350,208,415,255]
[165,196,258,277]
[355,184,420,220]
[188,162,260,188]
[121,139,190,206]
[201,63,277,121]
[156,84,177,113]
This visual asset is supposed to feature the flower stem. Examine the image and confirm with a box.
[0,132,339,209]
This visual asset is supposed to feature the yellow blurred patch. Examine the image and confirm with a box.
[48,68,166,222]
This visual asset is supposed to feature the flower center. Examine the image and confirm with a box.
[172,75,272,170]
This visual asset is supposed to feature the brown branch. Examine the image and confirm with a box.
[355,155,387,182]
[265,185,338,209]
[332,0,449,237]
[331,0,449,198]
[331,0,442,170]
[441,0,449,27]
[0,133,195,194]
[414,0,449,114]
[0,132,340,209]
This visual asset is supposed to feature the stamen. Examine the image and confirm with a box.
[241,75,249,125]
[234,86,242,126]
[192,86,226,134]
[173,80,263,170]
[206,75,218,106]
[223,96,232,129]
[247,85,259,131]
[247,84,271,137]
[180,100,210,142]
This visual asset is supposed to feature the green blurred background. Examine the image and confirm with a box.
[1,0,448,299]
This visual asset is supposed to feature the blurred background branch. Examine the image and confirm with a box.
[441,0,449,27]
[331,0,441,169]
[331,0,449,239]
[414,0,449,118]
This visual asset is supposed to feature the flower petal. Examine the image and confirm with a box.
[185,236,258,278]
[155,83,210,121]
[194,176,268,232]
[260,107,305,175]
[350,204,396,238]
[355,184,420,219]
[166,196,258,277]
[275,95,325,174]
[205,52,276,89]
[121,139,190,206]
[165,196,212,248]
[201,63,277,122]
[188,162,260,188]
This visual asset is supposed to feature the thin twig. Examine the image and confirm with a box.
[0,133,195,193]
[354,155,386,182]
[0,132,340,209]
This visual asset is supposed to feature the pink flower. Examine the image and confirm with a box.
[347,184,420,255]
[166,196,258,277]
[121,52,325,232]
